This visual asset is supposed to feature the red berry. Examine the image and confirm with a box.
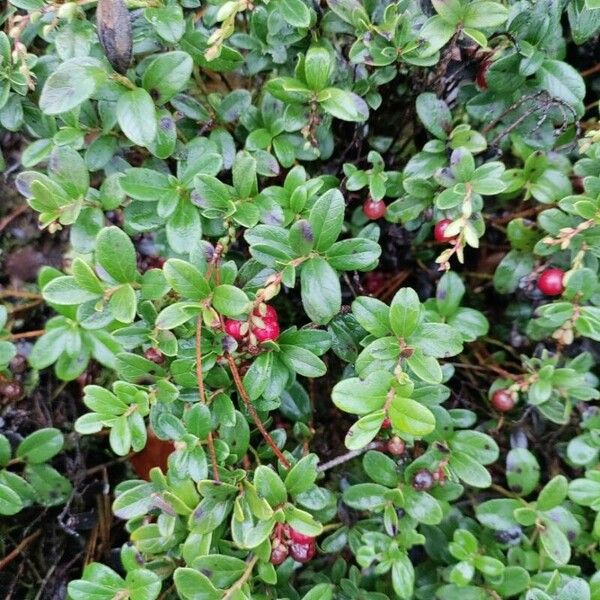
[537,268,565,296]
[254,304,277,322]
[289,527,314,544]
[224,319,244,340]
[289,540,316,563]
[144,347,164,365]
[434,219,455,243]
[412,469,434,491]
[381,417,391,430]
[270,542,289,565]
[363,199,387,220]
[491,389,515,412]
[254,319,280,343]
[386,436,405,456]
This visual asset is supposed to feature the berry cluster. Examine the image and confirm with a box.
[224,304,280,345]
[270,524,317,565]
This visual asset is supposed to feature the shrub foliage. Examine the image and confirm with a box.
[2,0,600,598]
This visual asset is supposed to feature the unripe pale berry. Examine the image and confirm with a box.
[387,436,405,455]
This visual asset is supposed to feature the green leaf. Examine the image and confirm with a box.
[280,345,326,377]
[537,60,585,109]
[156,302,202,329]
[126,569,162,600]
[318,88,369,122]
[326,238,381,271]
[436,271,464,317]
[343,483,388,510]
[406,349,442,384]
[305,45,333,91]
[96,226,137,284]
[345,411,384,450]
[506,448,540,496]
[281,0,312,27]
[212,285,250,317]
[16,428,63,464]
[0,482,23,515]
[409,322,463,358]
[301,584,334,600]
[392,553,415,600]
[254,465,287,506]
[475,499,521,530]
[43,276,101,304]
[416,92,452,139]
[142,51,193,104]
[539,520,571,565]
[352,296,391,337]
[39,57,106,114]
[537,475,568,511]
[300,257,341,325]
[173,567,221,600]
[109,284,137,323]
[389,395,436,437]
[110,415,132,456]
[285,454,319,496]
[117,88,157,147]
[164,259,210,301]
[390,288,422,338]
[309,189,345,251]
[332,370,394,415]
[363,450,400,487]
[449,451,491,488]
[463,1,508,28]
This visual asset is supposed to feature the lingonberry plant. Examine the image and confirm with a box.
[2,0,600,597]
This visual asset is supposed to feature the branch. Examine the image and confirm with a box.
[317,441,385,473]
[0,529,41,571]
[225,353,290,469]
[196,317,220,482]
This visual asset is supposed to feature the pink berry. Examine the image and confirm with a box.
[491,389,515,412]
[434,219,455,243]
[363,199,387,220]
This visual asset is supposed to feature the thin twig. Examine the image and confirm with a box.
[0,529,41,571]
[8,329,45,340]
[0,290,42,299]
[225,353,290,469]
[196,317,220,482]
[317,441,385,473]
[0,204,28,233]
